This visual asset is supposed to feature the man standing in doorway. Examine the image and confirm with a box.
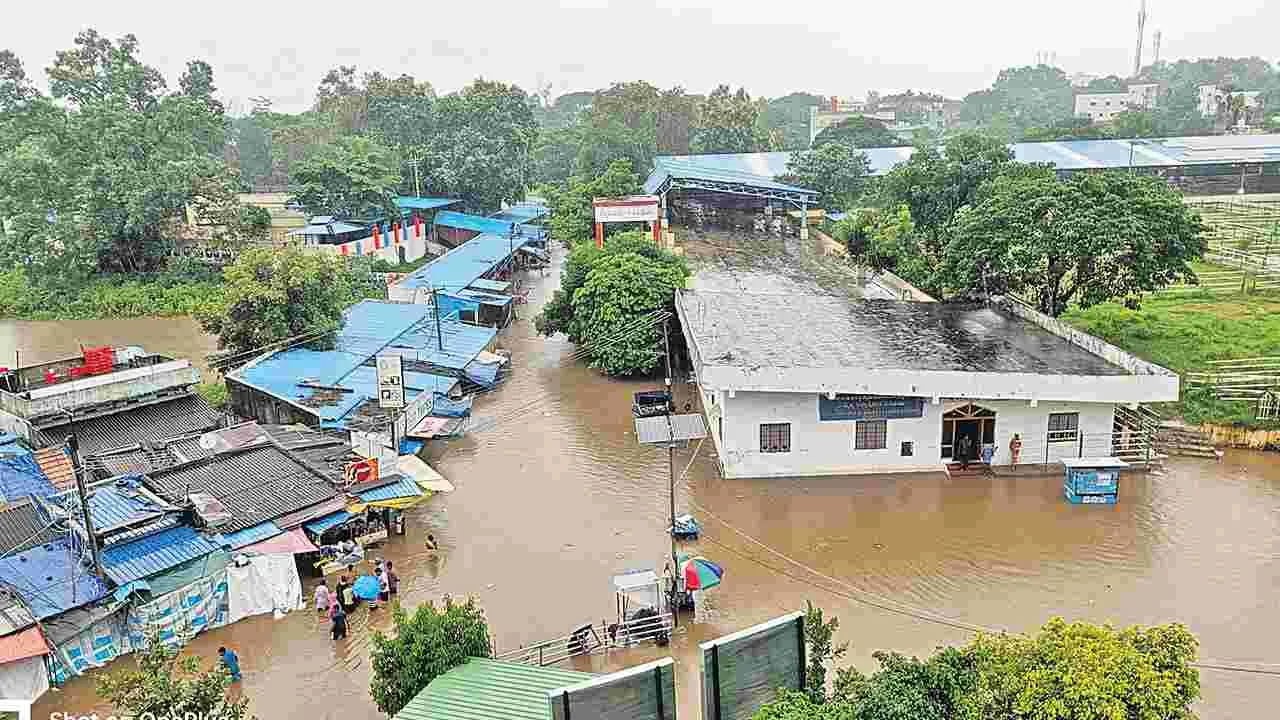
[958,434,974,470]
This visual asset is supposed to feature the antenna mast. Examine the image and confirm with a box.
[1133,0,1148,77]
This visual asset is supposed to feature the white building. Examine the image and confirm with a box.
[676,286,1178,479]
[1198,84,1264,122]
[1074,84,1159,123]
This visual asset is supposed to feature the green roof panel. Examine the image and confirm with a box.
[395,658,593,720]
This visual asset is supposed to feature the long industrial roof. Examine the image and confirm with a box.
[435,211,521,237]
[643,156,821,197]
[397,232,533,292]
[395,196,461,211]
[645,133,1280,192]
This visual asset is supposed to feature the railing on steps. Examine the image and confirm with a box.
[495,612,675,668]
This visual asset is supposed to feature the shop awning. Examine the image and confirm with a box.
[242,528,319,555]
[347,473,429,512]
[303,510,354,535]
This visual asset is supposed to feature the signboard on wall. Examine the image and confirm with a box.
[376,355,404,409]
[818,394,925,421]
[593,196,659,223]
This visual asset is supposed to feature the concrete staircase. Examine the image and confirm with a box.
[1157,422,1220,459]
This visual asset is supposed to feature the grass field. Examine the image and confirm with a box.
[1063,290,1280,427]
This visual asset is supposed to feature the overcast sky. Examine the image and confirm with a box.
[9,0,1278,113]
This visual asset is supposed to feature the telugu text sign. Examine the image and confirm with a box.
[594,200,658,223]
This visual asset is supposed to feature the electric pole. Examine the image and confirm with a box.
[431,286,443,351]
[66,432,104,580]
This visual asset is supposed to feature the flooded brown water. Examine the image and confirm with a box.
[0,317,219,377]
[21,253,1280,719]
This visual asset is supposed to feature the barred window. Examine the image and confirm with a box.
[854,420,887,450]
[1047,412,1080,443]
[759,423,791,453]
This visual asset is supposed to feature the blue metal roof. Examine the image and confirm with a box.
[230,300,485,430]
[78,478,168,531]
[395,196,461,211]
[435,211,521,237]
[490,204,547,223]
[100,524,222,585]
[0,451,55,503]
[644,156,822,196]
[0,539,108,619]
[302,510,353,534]
[397,232,533,293]
[356,473,424,503]
[216,521,283,550]
[645,133,1280,193]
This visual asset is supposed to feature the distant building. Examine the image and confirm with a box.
[1074,83,1159,123]
[810,93,956,145]
[1198,84,1266,128]
[1069,72,1101,88]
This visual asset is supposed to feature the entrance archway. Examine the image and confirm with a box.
[942,403,996,462]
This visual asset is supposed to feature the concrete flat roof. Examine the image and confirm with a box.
[680,291,1129,376]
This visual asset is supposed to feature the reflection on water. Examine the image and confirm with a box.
[22,253,1280,720]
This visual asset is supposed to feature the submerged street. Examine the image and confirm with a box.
[13,247,1280,719]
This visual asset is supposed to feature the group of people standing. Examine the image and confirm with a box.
[313,559,400,640]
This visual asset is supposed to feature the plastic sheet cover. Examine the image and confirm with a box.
[126,570,229,648]
[226,554,304,624]
[48,609,134,684]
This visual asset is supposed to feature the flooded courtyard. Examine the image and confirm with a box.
[11,249,1280,719]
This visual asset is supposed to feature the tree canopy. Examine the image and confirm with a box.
[960,64,1074,140]
[542,158,641,243]
[763,92,826,150]
[813,116,901,149]
[289,134,400,219]
[96,635,248,720]
[369,596,492,716]
[947,170,1205,315]
[195,246,382,356]
[779,143,870,210]
[692,84,767,154]
[536,231,689,376]
[0,30,252,277]
[755,611,1201,720]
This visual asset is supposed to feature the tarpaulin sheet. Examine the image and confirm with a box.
[0,626,48,665]
[139,550,230,599]
[242,528,317,556]
[226,555,303,624]
[463,361,500,388]
[431,394,473,418]
[49,609,133,684]
[127,570,228,648]
[0,654,49,702]
[0,451,54,502]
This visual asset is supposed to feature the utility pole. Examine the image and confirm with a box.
[662,316,677,571]
[431,286,443,351]
[66,432,104,580]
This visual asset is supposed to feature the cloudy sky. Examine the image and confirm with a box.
[9,0,1278,113]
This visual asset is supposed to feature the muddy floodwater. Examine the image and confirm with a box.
[0,316,219,376]
[13,254,1280,719]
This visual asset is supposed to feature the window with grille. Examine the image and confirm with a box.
[854,420,887,450]
[759,423,791,453]
[1047,412,1080,443]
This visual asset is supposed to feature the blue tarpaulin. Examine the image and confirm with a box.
[0,539,108,619]
[399,438,426,455]
[463,361,501,389]
[0,451,54,502]
[431,394,473,418]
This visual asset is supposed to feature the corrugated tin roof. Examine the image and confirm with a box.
[100,524,221,585]
[0,625,49,664]
[242,527,317,555]
[80,480,169,531]
[33,446,76,492]
[490,204,548,223]
[38,394,224,457]
[634,414,709,445]
[645,133,1280,193]
[0,452,55,502]
[645,157,820,196]
[395,197,461,211]
[435,211,520,237]
[216,520,283,550]
[144,444,341,532]
[396,232,532,293]
[274,495,349,530]
[355,474,423,503]
[0,500,60,557]
[0,539,108,619]
[394,658,592,720]
[302,510,353,534]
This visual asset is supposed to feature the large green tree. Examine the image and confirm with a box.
[195,246,380,355]
[763,92,825,150]
[96,636,247,720]
[416,79,538,213]
[288,134,400,218]
[947,171,1205,315]
[813,116,901,149]
[369,596,492,716]
[537,231,689,376]
[961,65,1074,139]
[778,143,870,210]
[692,84,762,154]
[0,31,250,276]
